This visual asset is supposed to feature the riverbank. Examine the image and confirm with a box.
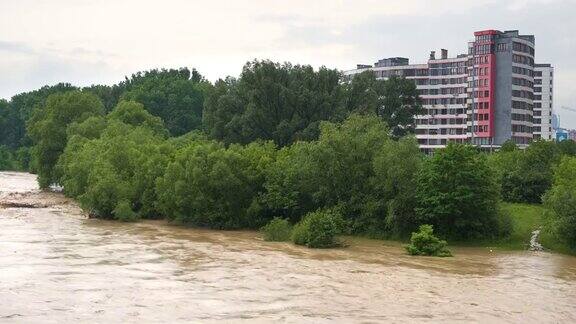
[1,171,571,256]
[2,171,576,322]
[448,202,574,256]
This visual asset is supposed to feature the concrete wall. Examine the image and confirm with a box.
[494,41,513,145]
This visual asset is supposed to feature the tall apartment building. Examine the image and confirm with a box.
[533,64,554,140]
[344,29,554,152]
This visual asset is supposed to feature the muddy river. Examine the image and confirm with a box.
[1,172,575,323]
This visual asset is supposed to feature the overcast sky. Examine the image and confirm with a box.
[1,0,575,127]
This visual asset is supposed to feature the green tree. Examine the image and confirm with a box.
[416,143,503,240]
[120,68,207,136]
[83,84,124,112]
[28,91,104,188]
[0,100,15,148]
[499,140,518,152]
[264,114,421,236]
[157,140,277,229]
[0,146,16,170]
[261,218,292,242]
[7,83,77,149]
[372,136,423,236]
[345,72,423,137]
[291,208,344,248]
[264,115,387,226]
[490,140,561,204]
[58,101,170,219]
[405,224,452,257]
[203,60,346,146]
[557,139,576,156]
[543,157,576,249]
[107,101,167,136]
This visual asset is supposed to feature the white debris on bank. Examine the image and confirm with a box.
[529,229,544,251]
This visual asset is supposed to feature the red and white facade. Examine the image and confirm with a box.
[344,29,551,152]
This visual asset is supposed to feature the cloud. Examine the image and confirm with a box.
[0,42,120,99]
[255,0,576,126]
[0,41,36,54]
[0,0,575,126]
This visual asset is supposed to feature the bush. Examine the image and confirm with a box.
[291,209,343,248]
[156,141,276,229]
[261,218,292,242]
[405,225,452,257]
[113,200,140,222]
[490,140,561,204]
[0,145,16,170]
[543,157,576,250]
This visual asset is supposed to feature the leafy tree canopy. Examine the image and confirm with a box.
[203,60,346,146]
[416,143,504,240]
[120,68,207,136]
[544,156,576,249]
[345,71,423,138]
[27,90,104,188]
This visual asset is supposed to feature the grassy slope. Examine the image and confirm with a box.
[480,202,573,255]
[497,202,546,250]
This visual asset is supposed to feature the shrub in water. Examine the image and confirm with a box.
[406,224,452,257]
[291,209,343,248]
[113,200,140,222]
[261,218,292,242]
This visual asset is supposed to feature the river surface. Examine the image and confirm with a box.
[1,172,576,323]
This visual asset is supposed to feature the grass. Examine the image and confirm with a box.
[540,228,575,255]
[449,202,545,250]
[495,202,546,250]
[475,202,574,255]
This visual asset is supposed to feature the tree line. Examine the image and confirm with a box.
[1,60,575,250]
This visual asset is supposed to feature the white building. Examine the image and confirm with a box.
[533,64,554,140]
[343,50,468,154]
[344,29,555,152]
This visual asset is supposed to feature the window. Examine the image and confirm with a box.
[497,43,508,52]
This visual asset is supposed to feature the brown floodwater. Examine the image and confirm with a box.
[1,172,576,323]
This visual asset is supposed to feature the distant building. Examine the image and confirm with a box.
[552,113,561,129]
[344,29,554,152]
[344,51,467,154]
[533,64,554,140]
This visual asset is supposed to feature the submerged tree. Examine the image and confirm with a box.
[58,100,170,219]
[405,224,452,257]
